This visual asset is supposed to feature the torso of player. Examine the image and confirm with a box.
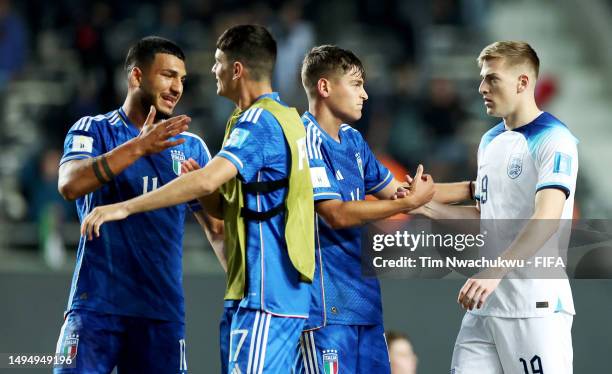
[62,108,210,322]
[303,113,392,328]
[218,96,312,318]
[472,113,578,318]
[478,130,539,220]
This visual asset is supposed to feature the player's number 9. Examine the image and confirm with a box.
[480,175,488,204]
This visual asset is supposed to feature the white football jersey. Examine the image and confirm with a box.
[472,112,578,318]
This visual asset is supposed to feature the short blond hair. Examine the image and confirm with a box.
[477,41,540,78]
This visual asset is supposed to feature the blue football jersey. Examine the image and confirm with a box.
[301,111,392,328]
[60,107,211,322]
[217,93,311,318]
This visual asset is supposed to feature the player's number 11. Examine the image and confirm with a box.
[142,176,158,194]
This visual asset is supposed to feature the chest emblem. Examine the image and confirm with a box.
[322,349,339,374]
[171,150,186,176]
[507,153,523,179]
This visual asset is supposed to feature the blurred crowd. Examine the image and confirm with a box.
[0,0,492,243]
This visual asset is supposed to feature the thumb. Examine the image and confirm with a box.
[144,105,156,127]
[414,164,424,181]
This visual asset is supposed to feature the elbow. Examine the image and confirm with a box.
[58,181,78,201]
[321,210,352,230]
[198,179,215,197]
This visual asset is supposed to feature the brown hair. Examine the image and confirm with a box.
[301,45,366,97]
[477,41,540,77]
[216,24,277,81]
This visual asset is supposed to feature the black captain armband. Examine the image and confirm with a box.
[92,155,115,184]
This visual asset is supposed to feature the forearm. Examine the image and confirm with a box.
[322,197,420,229]
[418,200,480,220]
[58,139,144,200]
[193,211,227,272]
[433,181,474,204]
[498,217,560,265]
[123,168,212,214]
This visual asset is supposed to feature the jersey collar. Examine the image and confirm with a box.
[255,92,281,103]
[117,107,137,130]
[303,111,346,145]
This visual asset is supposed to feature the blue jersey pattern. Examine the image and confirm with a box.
[302,111,392,329]
[217,93,311,318]
[60,107,211,322]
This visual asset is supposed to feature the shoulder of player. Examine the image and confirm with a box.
[68,110,122,133]
[178,131,212,158]
[517,115,578,147]
[236,107,272,126]
[479,122,506,146]
[340,123,366,145]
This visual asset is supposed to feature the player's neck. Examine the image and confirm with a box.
[503,101,542,130]
[121,97,147,130]
[308,102,343,141]
[235,80,273,111]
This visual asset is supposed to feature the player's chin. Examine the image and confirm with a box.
[347,110,362,123]
[156,104,174,119]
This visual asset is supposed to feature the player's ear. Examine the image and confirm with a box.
[317,78,331,98]
[232,61,243,81]
[128,67,143,88]
[517,74,529,93]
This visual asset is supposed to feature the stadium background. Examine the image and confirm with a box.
[1,0,611,372]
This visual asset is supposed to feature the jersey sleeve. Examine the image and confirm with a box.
[184,132,213,212]
[60,117,103,165]
[217,110,273,183]
[474,142,484,202]
[360,133,392,194]
[535,129,578,199]
[306,126,341,201]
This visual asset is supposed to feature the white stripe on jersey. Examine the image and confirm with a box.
[306,331,319,374]
[84,117,93,131]
[251,108,264,123]
[341,123,356,132]
[306,122,323,160]
[245,108,256,122]
[182,131,212,159]
[246,311,261,374]
[218,151,244,169]
[73,117,87,131]
[251,310,267,373]
[256,314,271,374]
[108,111,121,126]
[366,171,392,194]
[313,192,341,199]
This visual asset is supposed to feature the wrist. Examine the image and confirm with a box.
[127,138,146,157]
[120,201,133,215]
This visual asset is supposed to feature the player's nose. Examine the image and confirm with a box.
[478,80,488,95]
[361,88,368,101]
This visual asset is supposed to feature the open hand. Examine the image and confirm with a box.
[80,203,130,240]
[136,106,191,155]
[457,272,502,310]
[181,158,201,174]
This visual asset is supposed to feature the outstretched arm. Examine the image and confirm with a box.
[59,106,190,200]
[81,156,237,239]
[457,188,566,310]
[316,165,435,229]
[432,181,475,204]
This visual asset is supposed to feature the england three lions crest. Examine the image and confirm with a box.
[507,153,523,179]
